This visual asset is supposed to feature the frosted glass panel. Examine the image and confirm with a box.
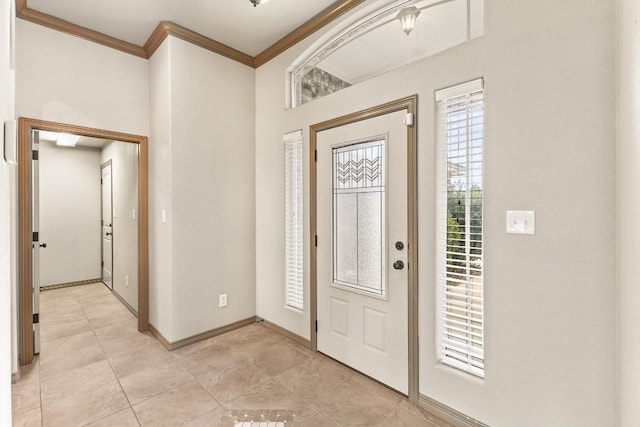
[335,193,358,284]
[332,139,386,296]
[358,192,383,290]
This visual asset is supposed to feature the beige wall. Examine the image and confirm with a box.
[101,141,139,311]
[255,0,616,425]
[148,39,173,339]
[148,36,256,342]
[616,0,640,425]
[39,142,101,286]
[1,0,15,424]
[15,20,149,136]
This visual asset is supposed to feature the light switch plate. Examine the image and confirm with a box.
[506,210,535,235]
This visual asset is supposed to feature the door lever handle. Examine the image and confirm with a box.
[39,243,47,248]
[106,232,112,236]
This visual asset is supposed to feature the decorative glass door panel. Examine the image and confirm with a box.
[332,140,386,296]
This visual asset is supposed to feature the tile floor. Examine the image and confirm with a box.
[11,283,451,426]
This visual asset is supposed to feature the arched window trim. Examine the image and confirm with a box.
[286,0,458,109]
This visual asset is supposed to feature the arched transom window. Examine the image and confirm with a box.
[288,0,484,108]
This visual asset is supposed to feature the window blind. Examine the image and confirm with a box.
[435,79,485,378]
[284,130,304,310]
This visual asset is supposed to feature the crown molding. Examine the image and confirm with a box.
[15,0,364,67]
[254,0,366,67]
[16,0,146,58]
[144,21,255,67]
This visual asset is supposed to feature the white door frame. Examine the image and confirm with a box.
[309,95,419,401]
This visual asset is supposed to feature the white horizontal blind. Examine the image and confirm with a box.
[284,130,304,310]
[435,79,484,378]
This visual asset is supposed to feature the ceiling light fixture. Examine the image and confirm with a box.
[249,0,269,7]
[398,6,420,35]
[56,133,81,147]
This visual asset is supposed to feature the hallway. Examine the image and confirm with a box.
[11,284,447,426]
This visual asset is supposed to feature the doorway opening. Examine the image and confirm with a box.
[309,96,418,400]
[18,118,149,365]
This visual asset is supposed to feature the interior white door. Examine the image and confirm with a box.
[316,109,409,394]
[32,130,41,355]
[101,163,113,289]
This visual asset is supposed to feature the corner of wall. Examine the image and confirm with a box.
[615,1,640,425]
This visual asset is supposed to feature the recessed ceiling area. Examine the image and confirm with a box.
[24,0,344,57]
[38,130,110,149]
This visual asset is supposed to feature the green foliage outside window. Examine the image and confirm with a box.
[446,183,482,285]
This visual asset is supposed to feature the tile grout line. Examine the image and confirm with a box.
[87,293,142,427]
[192,368,227,415]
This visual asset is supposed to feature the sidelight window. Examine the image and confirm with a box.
[284,130,304,310]
[435,79,485,378]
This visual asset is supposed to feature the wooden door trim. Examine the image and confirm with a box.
[18,118,149,365]
[309,95,419,401]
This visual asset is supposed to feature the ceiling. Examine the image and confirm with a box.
[17,0,482,102]
[21,0,351,58]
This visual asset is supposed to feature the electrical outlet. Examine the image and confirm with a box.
[125,276,129,288]
[219,294,227,308]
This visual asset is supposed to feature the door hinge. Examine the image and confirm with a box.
[101,261,104,267]
[315,320,318,332]
[32,313,39,324]
[314,149,317,162]
[32,150,39,160]
[315,235,318,247]
[32,231,38,242]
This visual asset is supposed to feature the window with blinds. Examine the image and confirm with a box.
[284,130,304,310]
[435,79,485,378]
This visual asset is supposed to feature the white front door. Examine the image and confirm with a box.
[101,163,113,289]
[316,109,409,394]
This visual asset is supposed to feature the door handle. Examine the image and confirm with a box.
[106,232,112,236]
[39,243,47,248]
[393,260,404,270]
